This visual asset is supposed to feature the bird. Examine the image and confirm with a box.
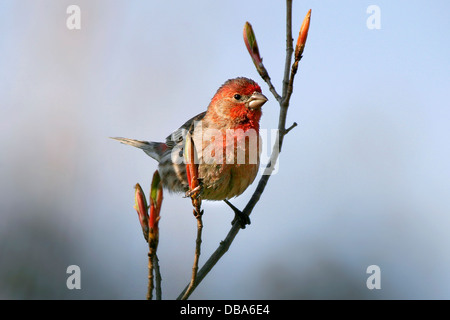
[112,77,268,226]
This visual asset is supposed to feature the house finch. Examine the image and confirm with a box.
[113,77,267,212]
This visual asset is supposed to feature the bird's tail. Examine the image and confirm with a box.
[110,137,167,162]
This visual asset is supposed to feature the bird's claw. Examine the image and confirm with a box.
[232,211,251,229]
[224,199,250,229]
[184,184,202,199]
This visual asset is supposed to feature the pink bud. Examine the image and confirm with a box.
[134,183,149,242]
[243,22,262,67]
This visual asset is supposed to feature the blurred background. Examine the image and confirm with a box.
[1,0,449,299]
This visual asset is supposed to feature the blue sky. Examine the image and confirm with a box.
[1,0,450,299]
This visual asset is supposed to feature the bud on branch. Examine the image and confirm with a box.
[149,171,163,244]
[184,133,200,192]
[243,22,269,78]
[294,9,311,62]
[134,183,149,242]
[133,171,163,246]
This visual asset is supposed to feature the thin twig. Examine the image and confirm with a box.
[282,0,293,99]
[285,122,298,134]
[180,213,203,300]
[260,73,282,103]
[285,57,302,108]
[177,217,239,300]
[154,253,162,300]
[147,248,155,300]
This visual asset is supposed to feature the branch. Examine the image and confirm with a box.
[154,254,162,300]
[285,122,298,135]
[282,0,293,98]
[179,214,203,300]
[148,247,162,300]
[261,73,282,103]
[177,218,240,300]
[178,133,204,300]
[134,172,163,300]
[147,248,155,300]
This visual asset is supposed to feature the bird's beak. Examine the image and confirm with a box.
[247,92,268,110]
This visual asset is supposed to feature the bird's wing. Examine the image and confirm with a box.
[165,111,206,148]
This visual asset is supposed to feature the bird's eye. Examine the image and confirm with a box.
[234,94,241,100]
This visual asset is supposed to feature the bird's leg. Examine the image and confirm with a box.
[224,199,250,229]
